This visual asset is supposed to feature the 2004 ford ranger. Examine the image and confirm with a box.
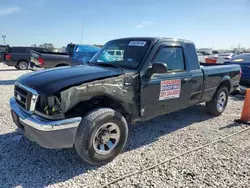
[10,37,241,165]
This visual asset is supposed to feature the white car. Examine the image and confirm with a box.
[107,50,124,60]
[197,53,206,63]
[216,53,235,64]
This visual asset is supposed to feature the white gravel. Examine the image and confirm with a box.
[0,63,250,188]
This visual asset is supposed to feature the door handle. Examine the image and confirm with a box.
[183,78,191,82]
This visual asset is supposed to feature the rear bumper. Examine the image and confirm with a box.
[10,97,82,149]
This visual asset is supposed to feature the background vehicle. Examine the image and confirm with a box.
[10,37,241,165]
[225,53,250,84]
[30,50,73,70]
[4,46,51,70]
[216,53,235,64]
[197,53,206,63]
[107,50,124,60]
[30,44,100,70]
[0,45,9,62]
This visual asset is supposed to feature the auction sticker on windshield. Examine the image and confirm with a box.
[128,41,146,47]
[159,79,181,100]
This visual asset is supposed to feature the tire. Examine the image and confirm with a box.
[14,65,19,70]
[74,108,128,165]
[206,86,229,116]
[17,61,28,70]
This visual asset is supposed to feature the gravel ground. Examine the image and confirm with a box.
[0,63,250,188]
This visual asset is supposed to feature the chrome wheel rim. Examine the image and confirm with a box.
[217,91,227,112]
[19,62,28,70]
[93,122,120,155]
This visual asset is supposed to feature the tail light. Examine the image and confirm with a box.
[38,57,44,66]
[5,54,11,60]
[205,57,217,64]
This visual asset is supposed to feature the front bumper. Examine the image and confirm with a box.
[10,97,82,149]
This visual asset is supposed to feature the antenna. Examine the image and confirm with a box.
[81,20,83,44]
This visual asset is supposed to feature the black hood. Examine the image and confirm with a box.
[17,65,123,96]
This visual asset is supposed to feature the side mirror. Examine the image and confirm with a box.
[151,62,168,74]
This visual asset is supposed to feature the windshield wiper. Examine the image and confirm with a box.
[94,62,125,72]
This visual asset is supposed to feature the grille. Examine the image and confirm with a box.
[14,85,32,111]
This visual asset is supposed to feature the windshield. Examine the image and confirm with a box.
[90,39,152,69]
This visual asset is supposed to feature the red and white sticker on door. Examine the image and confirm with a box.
[159,79,181,100]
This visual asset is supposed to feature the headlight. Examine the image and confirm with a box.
[38,95,62,116]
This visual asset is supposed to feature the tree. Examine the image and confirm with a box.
[31,44,37,47]
[38,43,54,51]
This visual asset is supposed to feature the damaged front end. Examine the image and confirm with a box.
[35,94,65,120]
[34,72,140,122]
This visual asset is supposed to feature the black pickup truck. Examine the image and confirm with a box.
[29,50,75,70]
[29,44,100,70]
[3,46,51,70]
[10,37,241,165]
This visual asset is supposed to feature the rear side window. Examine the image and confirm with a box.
[153,47,185,72]
[9,47,29,53]
[185,43,200,70]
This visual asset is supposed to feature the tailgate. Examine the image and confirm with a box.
[30,50,43,66]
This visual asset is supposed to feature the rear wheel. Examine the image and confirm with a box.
[17,61,28,70]
[74,108,128,165]
[206,86,229,116]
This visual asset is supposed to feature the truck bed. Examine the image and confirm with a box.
[200,64,241,101]
[30,50,73,69]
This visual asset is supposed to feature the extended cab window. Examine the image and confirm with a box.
[153,47,185,72]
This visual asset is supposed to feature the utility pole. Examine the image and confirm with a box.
[2,35,6,45]
[80,20,83,44]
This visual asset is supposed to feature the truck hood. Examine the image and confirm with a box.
[17,65,124,96]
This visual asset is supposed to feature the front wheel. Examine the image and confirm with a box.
[206,86,229,116]
[74,108,128,165]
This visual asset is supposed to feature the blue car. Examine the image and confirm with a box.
[226,53,250,84]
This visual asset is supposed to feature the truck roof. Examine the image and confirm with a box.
[109,37,194,44]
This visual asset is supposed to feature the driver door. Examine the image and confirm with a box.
[140,44,192,119]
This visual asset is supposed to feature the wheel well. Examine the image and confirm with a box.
[65,96,130,122]
[56,63,69,67]
[17,59,28,64]
[218,80,231,92]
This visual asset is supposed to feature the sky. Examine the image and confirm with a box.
[1,0,250,49]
